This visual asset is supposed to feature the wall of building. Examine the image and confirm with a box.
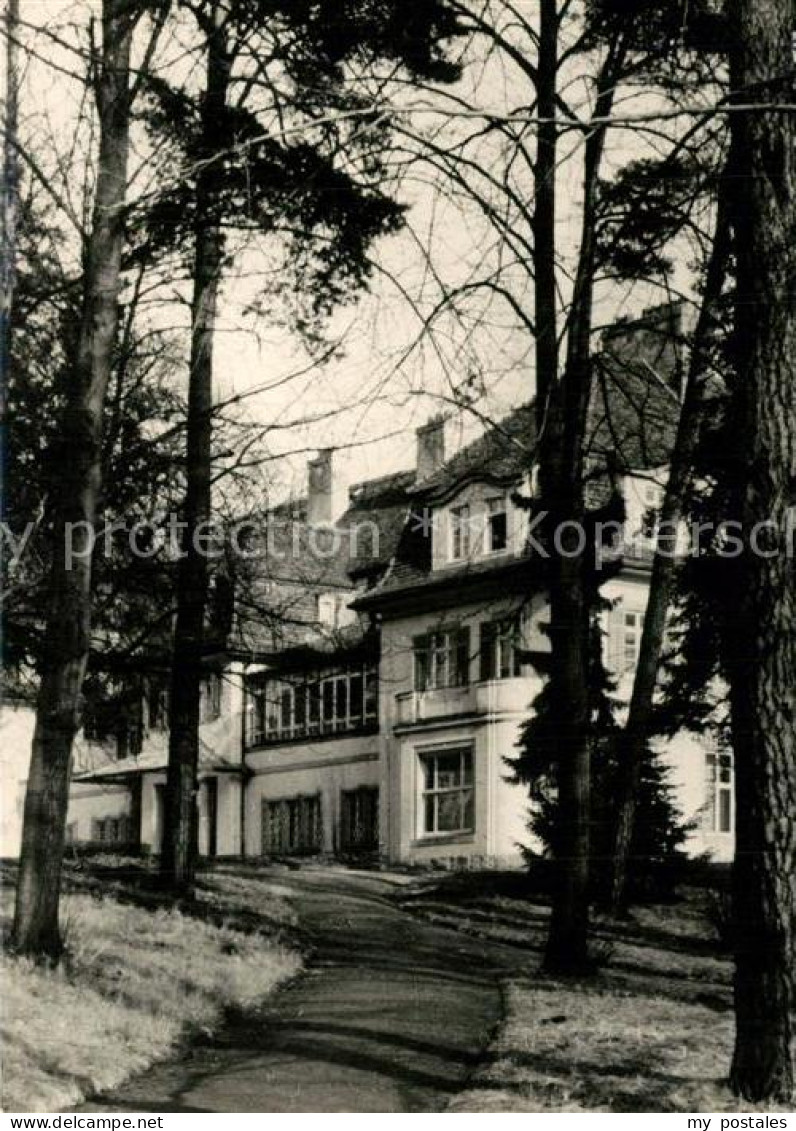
[431,478,531,570]
[656,733,734,863]
[1,701,129,856]
[140,772,166,851]
[0,702,34,856]
[215,775,243,857]
[66,783,132,844]
[379,575,736,868]
[387,714,532,868]
[245,734,380,856]
[603,573,734,863]
[138,770,242,857]
[379,595,546,866]
[198,662,246,761]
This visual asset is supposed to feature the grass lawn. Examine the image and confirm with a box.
[399,873,791,1114]
[1,861,301,1113]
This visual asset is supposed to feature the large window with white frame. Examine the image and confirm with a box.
[479,617,522,680]
[246,664,377,747]
[200,672,223,723]
[622,610,643,672]
[607,608,644,674]
[450,503,471,560]
[418,745,474,837]
[705,746,733,834]
[413,627,471,691]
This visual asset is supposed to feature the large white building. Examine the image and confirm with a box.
[1,305,734,866]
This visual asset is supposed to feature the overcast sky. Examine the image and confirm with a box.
[10,0,704,512]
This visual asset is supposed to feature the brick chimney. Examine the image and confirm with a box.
[307,449,334,525]
[415,415,446,480]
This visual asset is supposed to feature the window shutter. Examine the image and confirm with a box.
[480,621,495,681]
[456,626,471,686]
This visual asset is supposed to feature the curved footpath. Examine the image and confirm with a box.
[76,868,506,1113]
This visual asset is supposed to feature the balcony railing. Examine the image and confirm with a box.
[395,677,532,726]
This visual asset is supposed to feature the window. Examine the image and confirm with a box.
[419,747,474,836]
[641,506,658,541]
[200,673,222,723]
[91,816,131,845]
[413,627,470,690]
[621,610,643,672]
[262,794,323,855]
[340,787,379,853]
[480,619,522,680]
[706,749,733,834]
[316,593,338,626]
[245,664,378,746]
[486,496,508,552]
[450,504,471,560]
[631,481,663,547]
[148,681,169,730]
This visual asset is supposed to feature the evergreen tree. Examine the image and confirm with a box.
[510,577,688,909]
[133,0,462,894]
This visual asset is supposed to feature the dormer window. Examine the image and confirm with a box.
[450,504,471,560]
[486,496,508,552]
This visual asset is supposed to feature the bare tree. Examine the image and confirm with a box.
[389,0,720,972]
[1,0,20,392]
[154,0,461,893]
[608,184,732,911]
[12,0,143,957]
[159,1,228,894]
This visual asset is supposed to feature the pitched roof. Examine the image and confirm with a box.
[73,733,241,782]
[224,470,418,656]
[356,309,682,609]
[339,469,416,579]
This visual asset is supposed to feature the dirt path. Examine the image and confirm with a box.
[76,867,506,1113]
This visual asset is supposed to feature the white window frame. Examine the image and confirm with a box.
[413,628,470,691]
[200,673,223,723]
[417,744,475,838]
[450,503,471,561]
[246,665,378,746]
[486,495,509,553]
[705,747,734,834]
[316,592,338,626]
[621,610,643,672]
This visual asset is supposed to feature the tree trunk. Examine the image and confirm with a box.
[1,0,19,376]
[541,37,625,974]
[532,0,558,443]
[608,190,731,912]
[725,0,796,1103]
[12,0,135,958]
[160,10,228,895]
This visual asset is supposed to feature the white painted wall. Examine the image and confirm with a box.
[379,594,546,866]
[245,734,380,855]
[432,479,530,571]
[1,702,129,856]
[66,783,132,843]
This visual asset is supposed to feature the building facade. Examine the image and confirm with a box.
[1,305,735,866]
